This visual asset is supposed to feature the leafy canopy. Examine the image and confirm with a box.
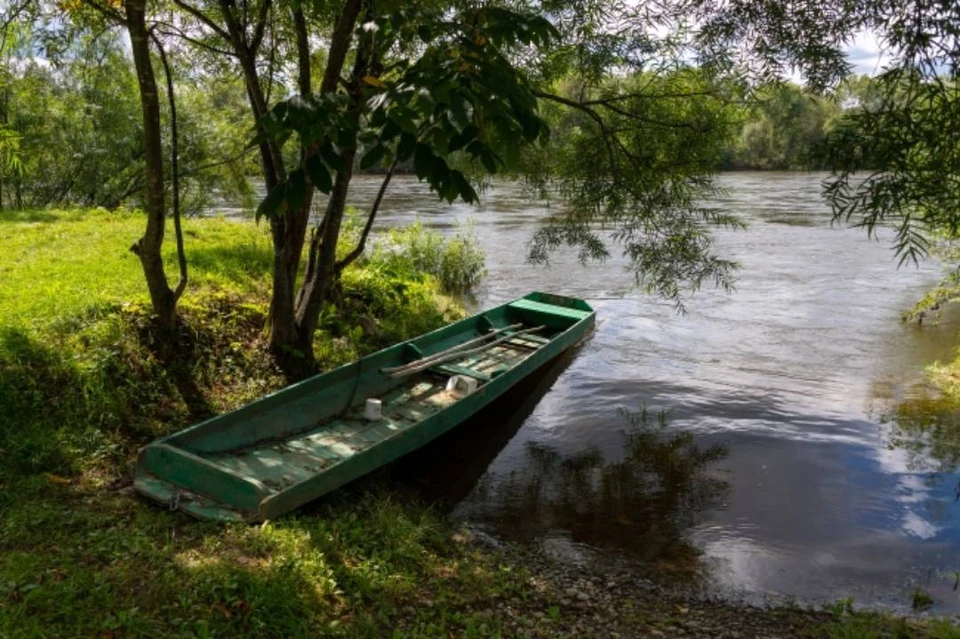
[255,5,557,221]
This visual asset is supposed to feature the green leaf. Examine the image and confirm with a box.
[306,155,333,194]
[450,97,470,128]
[381,118,401,142]
[336,127,357,150]
[397,132,417,161]
[246,129,270,150]
[390,106,418,133]
[320,144,348,173]
[369,105,388,127]
[519,113,541,142]
[440,176,459,203]
[360,144,385,170]
[286,169,308,211]
[451,170,478,203]
[256,183,286,222]
[429,156,449,188]
[448,125,479,153]
[479,148,499,173]
[465,140,485,158]
[414,143,433,180]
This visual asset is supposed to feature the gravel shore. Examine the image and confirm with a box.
[457,529,943,638]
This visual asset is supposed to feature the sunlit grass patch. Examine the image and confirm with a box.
[0,207,272,332]
[0,208,464,484]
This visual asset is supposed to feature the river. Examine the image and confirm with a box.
[219,172,960,612]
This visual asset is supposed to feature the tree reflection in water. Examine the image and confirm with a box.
[881,393,960,524]
[466,408,729,577]
[883,394,960,476]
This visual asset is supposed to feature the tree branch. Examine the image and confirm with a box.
[336,158,398,272]
[292,2,311,96]
[581,89,721,105]
[175,146,254,179]
[172,0,230,41]
[250,0,271,52]
[320,0,363,94]
[591,99,697,130]
[0,0,32,48]
[153,22,235,57]
[533,89,621,178]
[81,0,125,25]
[151,30,188,302]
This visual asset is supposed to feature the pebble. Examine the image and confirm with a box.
[454,533,839,639]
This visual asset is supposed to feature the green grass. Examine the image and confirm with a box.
[0,207,459,483]
[0,480,532,638]
[1,208,276,482]
[0,207,272,330]
[822,613,960,639]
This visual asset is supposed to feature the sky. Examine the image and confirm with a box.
[845,30,890,76]
[784,30,889,85]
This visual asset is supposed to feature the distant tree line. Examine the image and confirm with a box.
[719,75,882,171]
[0,36,884,218]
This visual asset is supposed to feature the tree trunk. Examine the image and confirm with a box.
[268,3,316,366]
[125,0,176,330]
[257,0,362,373]
[292,147,357,357]
[289,11,371,363]
[200,0,364,376]
[233,48,306,356]
[213,0,310,364]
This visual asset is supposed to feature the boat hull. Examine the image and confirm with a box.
[133,292,595,521]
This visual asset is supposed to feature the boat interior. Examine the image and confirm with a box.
[134,293,594,517]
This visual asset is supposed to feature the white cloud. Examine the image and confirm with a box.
[844,30,891,76]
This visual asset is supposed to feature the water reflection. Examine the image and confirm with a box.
[871,388,960,551]
[459,408,730,579]
[882,393,960,477]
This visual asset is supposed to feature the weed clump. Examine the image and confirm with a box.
[371,220,487,295]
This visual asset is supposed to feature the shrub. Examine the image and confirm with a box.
[371,220,486,295]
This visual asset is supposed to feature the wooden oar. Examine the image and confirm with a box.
[381,323,523,375]
[384,325,546,377]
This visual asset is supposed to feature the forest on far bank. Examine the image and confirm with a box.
[0,20,877,215]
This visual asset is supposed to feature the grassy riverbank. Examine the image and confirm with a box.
[1,208,958,637]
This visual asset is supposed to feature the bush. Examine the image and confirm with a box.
[371,221,486,295]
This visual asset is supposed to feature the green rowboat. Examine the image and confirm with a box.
[133,292,595,522]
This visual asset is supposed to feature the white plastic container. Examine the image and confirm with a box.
[364,398,382,421]
[445,375,479,396]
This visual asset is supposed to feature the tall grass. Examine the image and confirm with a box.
[371,220,487,295]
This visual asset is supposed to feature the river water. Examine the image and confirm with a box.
[223,172,960,612]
